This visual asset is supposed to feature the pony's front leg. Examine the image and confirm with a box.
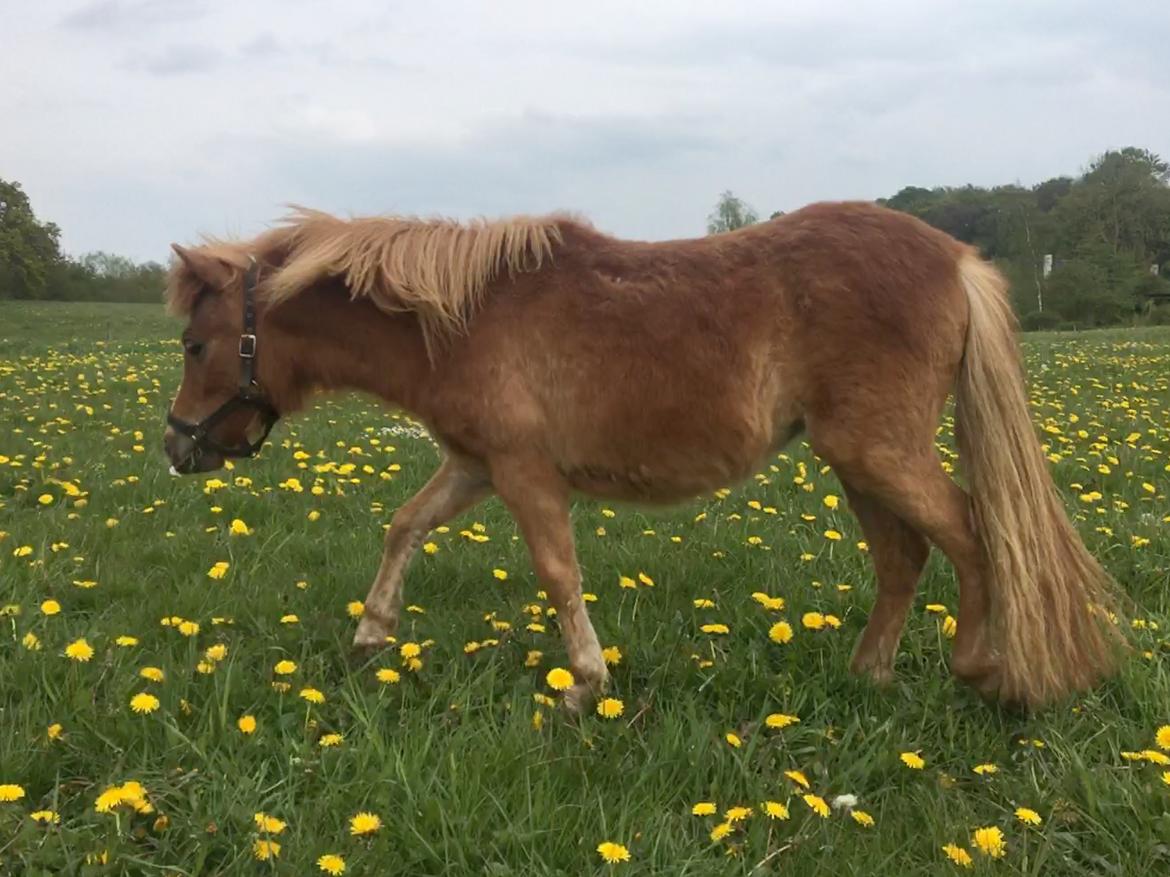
[493,455,609,714]
[353,455,492,650]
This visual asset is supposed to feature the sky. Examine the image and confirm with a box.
[3,0,1169,262]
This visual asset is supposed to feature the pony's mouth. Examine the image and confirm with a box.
[164,429,225,474]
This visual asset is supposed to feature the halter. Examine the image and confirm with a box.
[166,258,280,460]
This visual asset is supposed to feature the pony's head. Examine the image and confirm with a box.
[162,241,291,473]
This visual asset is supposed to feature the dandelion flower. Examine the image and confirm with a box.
[768,621,793,644]
[178,620,200,637]
[207,561,229,579]
[691,801,716,816]
[139,666,164,682]
[253,839,280,861]
[725,805,751,823]
[317,854,346,875]
[299,687,325,704]
[596,841,631,864]
[254,812,287,834]
[40,599,61,615]
[1157,725,1170,751]
[546,667,574,691]
[115,635,139,647]
[700,623,729,635]
[30,809,60,824]
[971,826,1006,858]
[65,638,94,662]
[784,770,810,789]
[765,712,799,729]
[802,794,830,818]
[238,714,257,734]
[900,752,925,770]
[710,822,733,842]
[0,784,26,802]
[972,763,997,776]
[376,668,401,684]
[319,733,344,747]
[1015,807,1042,827]
[597,698,624,719]
[823,494,839,510]
[229,519,252,536]
[802,612,826,630]
[852,810,875,827]
[129,692,160,714]
[349,811,382,836]
[761,800,789,820]
[273,660,297,675]
[725,732,742,748]
[47,723,63,741]
[942,844,973,868]
[602,646,622,666]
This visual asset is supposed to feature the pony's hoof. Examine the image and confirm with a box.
[561,683,599,716]
[849,652,896,687]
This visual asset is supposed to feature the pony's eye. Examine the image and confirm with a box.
[184,340,205,357]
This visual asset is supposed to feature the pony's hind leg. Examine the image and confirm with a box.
[353,455,492,650]
[842,484,929,684]
[811,426,999,697]
[492,455,608,714]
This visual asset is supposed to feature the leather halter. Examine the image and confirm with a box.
[166,258,280,459]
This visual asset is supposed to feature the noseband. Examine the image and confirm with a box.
[166,258,280,459]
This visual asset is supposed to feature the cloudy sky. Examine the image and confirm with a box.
[4,0,1168,261]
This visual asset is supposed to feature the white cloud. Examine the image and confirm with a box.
[2,0,1167,260]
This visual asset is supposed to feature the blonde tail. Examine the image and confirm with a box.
[955,253,1121,705]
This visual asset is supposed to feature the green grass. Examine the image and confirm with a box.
[1,301,1168,875]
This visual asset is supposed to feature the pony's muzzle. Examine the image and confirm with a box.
[164,426,223,474]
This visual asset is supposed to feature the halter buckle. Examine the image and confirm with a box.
[239,334,257,358]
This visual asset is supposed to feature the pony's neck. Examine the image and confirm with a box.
[267,283,432,415]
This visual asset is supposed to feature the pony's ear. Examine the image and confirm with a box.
[171,244,235,291]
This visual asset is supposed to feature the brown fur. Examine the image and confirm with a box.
[163,201,1123,709]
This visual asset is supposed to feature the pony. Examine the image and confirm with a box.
[162,202,1121,712]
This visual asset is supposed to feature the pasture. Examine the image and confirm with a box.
[1,300,1168,875]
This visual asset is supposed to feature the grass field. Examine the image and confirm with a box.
[1,301,1168,876]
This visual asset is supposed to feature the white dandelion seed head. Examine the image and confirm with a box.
[831,794,858,810]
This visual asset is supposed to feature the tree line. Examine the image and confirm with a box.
[0,179,165,304]
[4,146,1170,327]
[708,147,1170,329]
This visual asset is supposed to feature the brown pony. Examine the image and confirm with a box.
[162,202,1121,711]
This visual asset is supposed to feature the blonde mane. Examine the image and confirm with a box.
[269,208,562,346]
[168,207,566,350]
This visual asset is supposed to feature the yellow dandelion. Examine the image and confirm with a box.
[725,732,742,748]
[900,751,925,770]
[602,646,622,666]
[317,853,346,875]
[254,812,287,834]
[700,623,729,635]
[253,839,280,861]
[177,620,200,637]
[852,809,875,827]
[802,794,830,818]
[376,668,401,684]
[801,612,826,630]
[273,660,297,675]
[40,599,61,615]
[710,821,733,842]
[237,714,257,734]
[1158,725,1170,751]
[229,519,252,536]
[765,713,800,729]
[546,667,574,691]
[47,723,63,741]
[597,698,624,719]
[0,784,26,802]
[768,621,793,644]
[692,802,716,816]
[129,692,160,714]
[942,843,974,868]
[349,811,382,836]
[139,666,164,682]
[346,601,365,618]
[596,841,631,864]
[319,733,344,747]
[823,494,839,510]
[207,561,229,579]
[30,809,60,824]
[299,687,325,704]
[761,800,789,820]
[784,769,810,789]
[1015,807,1042,826]
[972,763,997,776]
[64,637,94,662]
[972,826,1006,859]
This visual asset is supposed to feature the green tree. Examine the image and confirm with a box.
[0,178,62,299]
[707,191,758,234]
